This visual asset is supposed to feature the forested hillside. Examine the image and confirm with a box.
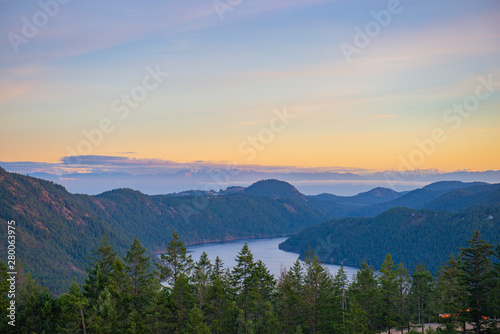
[1,231,499,333]
[280,205,500,273]
[244,179,309,205]
[306,181,500,219]
[0,168,325,293]
[353,183,500,217]
[2,165,499,294]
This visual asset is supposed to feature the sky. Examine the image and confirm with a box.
[1,0,500,194]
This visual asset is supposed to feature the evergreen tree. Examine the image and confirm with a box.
[168,273,194,334]
[379,253,398,334]
[436,253,463,333]
[345,299,369,334]
[253,260,276,301]
[186,305,211,334]
[212,256,225,278]
[206,257,239,334]
[410,263,433,333]
[144,279,169,334]
[255,300,280,334]
[458,229,494,334]
[252,260,278,334]
[108,257,132,323]
[123,237,154,330]
[83,233,118,307]
[58,278,88,334]
[333,264,349,333]
[91,232,118,278]
[89,288,118,334]
[231,243,257,334]
[491,244,500,320]
[396,262,411,333]
[16,272,60,333]
[348,259,379,332]
[83,263,107,306]
[303,248,336,333]
[193,252,212,311]
[157,231,193,286]
[276,259,307,333]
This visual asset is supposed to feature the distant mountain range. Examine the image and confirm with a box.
[1,165,499,293]
[3,157,500,196]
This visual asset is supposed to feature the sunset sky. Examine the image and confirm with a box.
[1,0,500,174]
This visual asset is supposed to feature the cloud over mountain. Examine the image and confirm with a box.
[2,156,500,196]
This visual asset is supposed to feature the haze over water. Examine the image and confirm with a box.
[186,237,358,280]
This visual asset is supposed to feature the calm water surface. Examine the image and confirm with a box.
[186,237,358,280]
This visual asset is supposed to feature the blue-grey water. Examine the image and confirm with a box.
[186,237,358,280]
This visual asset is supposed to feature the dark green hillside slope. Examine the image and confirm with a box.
[307,187,402,218]
[426,183,500,211]
[0,167,131,293]
[244,179,308,205]
[354,182,500,217]
[305,181,498,219]
[280,205,500,273]
[96,189,326,252]
[311,187,401,206]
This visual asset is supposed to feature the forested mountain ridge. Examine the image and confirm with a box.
[243,179,309,205]
[279,204,500,273]
[0,167,132,293]
[421,180,488,191]
[307,187,403,218]
[354,183,500,217]
[0,168,325,293]
[310,186,402,205]
[308,181,500,218]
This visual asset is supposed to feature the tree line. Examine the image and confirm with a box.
[280,206,500,274]
[1,230,499,334]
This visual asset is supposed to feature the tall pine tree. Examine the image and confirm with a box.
[157,231,194,286]
[124,237,154,331]
[379,253,398,334]
[458,229,494,334]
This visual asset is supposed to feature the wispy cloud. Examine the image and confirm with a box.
[0,80,30,100]
[353,12,500,71]
[1,155,369,176]
[1,156,499,196]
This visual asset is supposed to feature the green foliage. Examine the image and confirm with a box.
[349,259,379,332]
[243,179,308,206]
[280,205,500,274]
[168,273,195,333]
[309,181,500,219]
[411,263,434,331]
[0,169,325,294]
[458,230,495,333]
[58,278,88,333]
[186,305,211,334]
[124,237,155,316]
[1,230,499,333]
[379,254,399,332]
[157,231,193,285]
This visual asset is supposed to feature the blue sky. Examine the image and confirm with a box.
[1,0,499,184]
